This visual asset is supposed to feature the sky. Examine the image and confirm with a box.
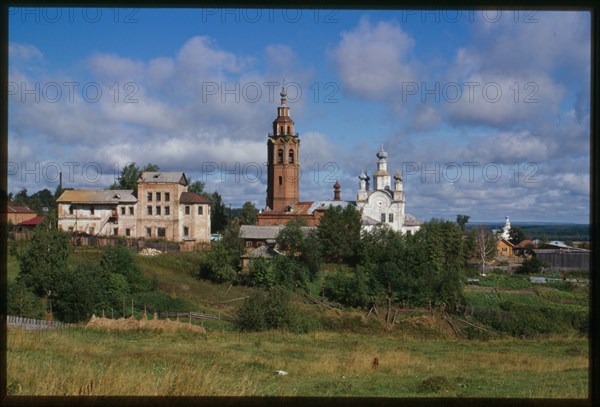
[7,8,591,223]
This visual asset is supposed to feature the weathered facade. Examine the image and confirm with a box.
[136,172,210,242]
[7,204,37,225]
[57,190,137,236]
[57,171,211,243]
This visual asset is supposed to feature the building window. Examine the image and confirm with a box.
[246,241,253,248]
[69,206,74,215]
[146,227,152,237]
[185,206,190,215]
[89,227,94,235]
[129,206,134,215]
[121,207,126,215]
[287,125,291,135]
[125,228,131,237]
[389,213,394,223]
[278,149,283,164]
[90,207,95,215]
[157,228,166,238]
[183,226,189,236]
[113,228,118,236]
[147,206,152,215]
[164,206,170,215]
[278,176,283,185]
[156,192,161,202]
[198,206,203,215]
[289,149,294,164]
[68,226,74,232]
[156,206,161,215]
[147,192,152,202]
[381,213,386,223]
[165,192,170,202]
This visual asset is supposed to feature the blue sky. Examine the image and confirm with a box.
[8,8,591,223]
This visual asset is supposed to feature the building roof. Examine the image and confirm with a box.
[56,189,137,204]
[239,224,316,240]
[515,239,536,249]
[7,204,35,214]
[17,215,44,226]
[404,213,423,226]
[241,245,284,259]
[138,172,188,185]
[497,237,515,247]
[179,192,211,204]
[361,215,380,226]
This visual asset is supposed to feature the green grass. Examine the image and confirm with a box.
[6,326,588,397]
[133,252,253,317]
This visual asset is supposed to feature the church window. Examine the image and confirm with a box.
[381,213,386,223]
[389,213,394,222]
[287,125,291,135]
[278,176,283,185]
[278,149,283,164]
[289,149,294,164]
[280,125,283,134]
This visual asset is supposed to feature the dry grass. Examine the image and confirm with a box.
[85,313,206,334]
[7,326,588,398]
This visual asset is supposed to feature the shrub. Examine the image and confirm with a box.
[235,287,316,333]
[322,267,370,308]
[7,281,45,319]
[515,257,546,275]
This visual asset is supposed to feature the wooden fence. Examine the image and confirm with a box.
[70,236,210,253]
[159,311,233,322]
[6,315,72,330]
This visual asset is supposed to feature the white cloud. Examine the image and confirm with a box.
[9,43,43,61]
[330,17,416,100]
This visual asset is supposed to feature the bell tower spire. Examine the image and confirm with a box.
[266,84,300,211]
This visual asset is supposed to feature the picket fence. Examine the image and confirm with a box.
[6,315,72,330]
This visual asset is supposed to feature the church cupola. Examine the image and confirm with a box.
[394,170,403,191]
[373,145,391,190]
[333,180,341,201]
[272,86,295,136]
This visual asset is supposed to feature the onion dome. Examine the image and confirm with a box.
[394,170,403,181]
[376,144,388,159]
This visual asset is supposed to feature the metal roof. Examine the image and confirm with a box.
[57,189,137,204]
[17,215,45,226]
[139,172,188,185]
[239,225,316,240]
[404,213,423,226]
[7,204,35,213]
[179,192,211,204]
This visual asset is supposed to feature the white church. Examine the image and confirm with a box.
[355,145,422,234]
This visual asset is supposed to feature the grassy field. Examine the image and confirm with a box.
[6,325,588,397]
[6,247,590,398]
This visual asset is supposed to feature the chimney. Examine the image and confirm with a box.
[333,180,341,201]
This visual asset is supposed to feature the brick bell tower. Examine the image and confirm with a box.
[266,86,300,211]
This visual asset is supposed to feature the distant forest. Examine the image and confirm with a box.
[469,223,590,242]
